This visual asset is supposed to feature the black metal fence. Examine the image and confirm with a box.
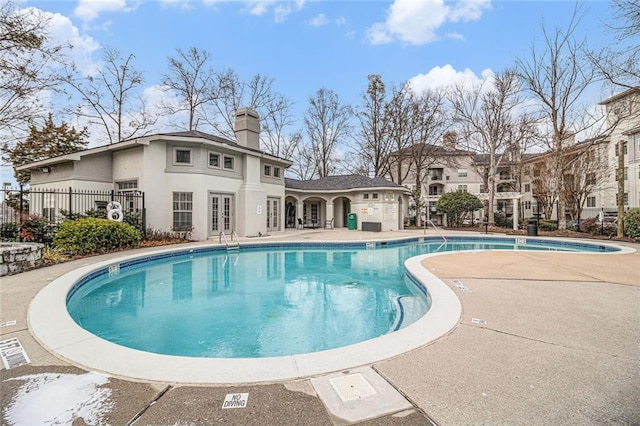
[1,186,145,243]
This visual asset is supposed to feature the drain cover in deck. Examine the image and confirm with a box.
[329,373,377,402]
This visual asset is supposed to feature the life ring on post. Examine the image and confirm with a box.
[107,209,123,222]
[107,201,122,211]
[107,201,123,222]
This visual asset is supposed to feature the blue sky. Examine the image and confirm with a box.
[2,0,618,184]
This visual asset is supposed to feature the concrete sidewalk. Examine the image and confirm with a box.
[1,229,639,425]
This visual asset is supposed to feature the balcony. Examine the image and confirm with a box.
[429,174,443,181]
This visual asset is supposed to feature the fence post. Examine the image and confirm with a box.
[19,185,24,223]
[68,187,73,218]
[141,192,146,239]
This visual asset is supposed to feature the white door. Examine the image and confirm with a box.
[266,198,279,232]
[209,193,234,236]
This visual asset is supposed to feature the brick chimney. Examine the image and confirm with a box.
[443,131,457,151]
[235,108,260,150]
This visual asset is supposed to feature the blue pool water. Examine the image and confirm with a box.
[66,237,616,358]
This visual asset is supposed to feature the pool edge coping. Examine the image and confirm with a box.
[27,236,633,385]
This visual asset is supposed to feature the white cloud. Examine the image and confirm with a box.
[274,4,292,23]
[162,0,195,10]
[308,13,329,27]
[446,32,465,41]
[307,13,347,27]
[46,11,101,76]
[366,22,392,45]
[449,0,491,22]
[74,0,136,22]
[408,64,493,94]
[367,0,491,46]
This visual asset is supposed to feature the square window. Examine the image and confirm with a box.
[209,152,220,168]
[224,156,234,170]
[363,193,370,200]
[264,165,271,176]
[372,193,379,200]
[175,148,191,165]
[457,168,468,178]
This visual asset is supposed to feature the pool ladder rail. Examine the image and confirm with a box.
[425,219,447,242]
[219,231,240,251]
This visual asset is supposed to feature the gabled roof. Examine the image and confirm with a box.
[598,86,640,105]
[17,129,292,171]
[285,175,408,192]
[391,143,476,157]
[158,130,236,146]
[473,153,540,165]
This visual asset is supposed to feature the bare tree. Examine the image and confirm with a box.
[351,74,391,177]
[563,140,609,221]
[0,1,66,140]
[260,94,298,159]
[384,83,416,185]
[503,115,543,222]
[304,88,352,178]
[285,132,316,180]
[408,87,450,226]
[587,1,639,90]
[202,70,293,143]
[161,46,216,131]
[516,10,596,230]
[65,47,155,143]
[450,70,526,223]
[530,160,558,220]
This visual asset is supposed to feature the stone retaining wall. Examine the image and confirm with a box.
[0,243,44,276]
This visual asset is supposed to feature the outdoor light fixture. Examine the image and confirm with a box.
[41,167,50,173]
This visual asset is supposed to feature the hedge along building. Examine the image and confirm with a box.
[17,108,409,239]
[17,109,292,241]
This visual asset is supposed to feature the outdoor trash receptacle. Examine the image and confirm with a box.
[527,221,538,236]
[347,213,357,230]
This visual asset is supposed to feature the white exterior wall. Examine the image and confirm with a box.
[113,147,144,186]
[237,155,266,237]
[604,95,640,211]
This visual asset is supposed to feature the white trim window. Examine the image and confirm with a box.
[174,148,192,165]
[458,185,468,192]
[117,180,139,211]
[172,192,193,231]
[457,168,468,178]
[273,167,281,178]
[208,152,220,168]
[223,155,234,170]
[117,180,137,191]
[264,164,271,176]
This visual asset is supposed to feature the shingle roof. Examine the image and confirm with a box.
[157,130,236,146]
[285,175,407,191]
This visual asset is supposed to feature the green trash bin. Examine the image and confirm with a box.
[347,213,357,230]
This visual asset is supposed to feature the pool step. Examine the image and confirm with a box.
[391,295,426,331]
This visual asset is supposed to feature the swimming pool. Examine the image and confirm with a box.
[30,235,624,383]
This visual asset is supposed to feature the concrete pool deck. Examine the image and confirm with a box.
[1,228,639,425]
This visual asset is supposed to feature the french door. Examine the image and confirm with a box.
[209,193,234,236]
[266,198,280,232]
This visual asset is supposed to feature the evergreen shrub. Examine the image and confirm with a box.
[624,208,640,239]
[54,218,141,255]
